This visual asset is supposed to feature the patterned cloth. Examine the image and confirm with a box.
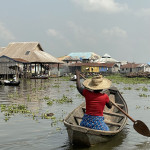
[80,114,109,131]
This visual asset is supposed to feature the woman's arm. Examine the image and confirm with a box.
[76,70,84,96]
[106,101,112,109]
[103,90,112,109]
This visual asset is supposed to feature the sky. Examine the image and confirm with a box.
[0,0,150,63]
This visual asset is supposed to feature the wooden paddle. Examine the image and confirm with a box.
[110,100,150,137]
[79,73,150,137]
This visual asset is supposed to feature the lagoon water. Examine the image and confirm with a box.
[0,78,150,150]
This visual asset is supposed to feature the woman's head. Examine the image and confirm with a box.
[82,75,111,91]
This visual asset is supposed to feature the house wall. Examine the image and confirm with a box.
[81,66,89,72]
[107,67,112,73]
[120,68,137,73]
[144,65,150,72]
[0,56,23,75]
[81,66,99,73]
[99,66,107,72]
[89,67,99,72]
[112,66,119,73]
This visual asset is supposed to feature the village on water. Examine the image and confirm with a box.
[0,42,150,149]
[0,42,150,83]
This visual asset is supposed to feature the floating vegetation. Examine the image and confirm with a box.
[55,95,73,104]
[47,100,54,106]
[0,104,31,121]
[135,87,141,90]
[107,74,150,84]
[56,127,61,131]
[44,96,50,100]
[136,105,150,110]
[60,76,70,81]
[44,95,73,106]
[8,92,22,99]
[142,86,148,92]
[41,113,55,119]
[32,88,36,92]
[0,104,58,122]
[139,93,150,97]
[38,86,44,90]
[52,85,60,88]
[27,94,31,102]
[144,106,150,109]
[69,85,76,88]
[123,87,132,90]
[136,105,141,109]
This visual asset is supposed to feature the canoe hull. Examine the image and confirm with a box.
[4,81,20,86]
[66,124,116,146]
[64,86,128,146]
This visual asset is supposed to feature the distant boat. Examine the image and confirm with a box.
[70,77,77,81]
[64,86,128,146]
[4,80,20,86]
[30,75,48,79]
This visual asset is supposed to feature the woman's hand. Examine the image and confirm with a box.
[76,70,84,96]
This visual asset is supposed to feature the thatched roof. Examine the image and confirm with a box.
[0,42,63,64]
[0,55,29,63]
[0,47,5,52]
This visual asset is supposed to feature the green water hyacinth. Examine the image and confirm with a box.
[106,74,150,84]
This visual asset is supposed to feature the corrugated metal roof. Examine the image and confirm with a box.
[68,52,101,60]
[63,56,80,61]
[68,62,116,67]
[100,57,117,63]
[95,53,118,63]
[58,55,68,61]
[69,62,101,67]
[105,63,117,67]
[102,53,111,58]
[0,42,63,64]
[120,63,140,69]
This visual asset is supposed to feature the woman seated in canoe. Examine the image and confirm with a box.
[76,70,112,131]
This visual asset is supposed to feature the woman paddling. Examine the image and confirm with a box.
[76,70,112,131]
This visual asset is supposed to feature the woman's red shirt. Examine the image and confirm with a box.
[82,89,109,116]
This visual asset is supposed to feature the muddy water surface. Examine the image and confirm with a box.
[0,78,150,150]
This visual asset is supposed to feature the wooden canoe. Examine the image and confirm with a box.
[64,86,128,146]
[4,80,20,86]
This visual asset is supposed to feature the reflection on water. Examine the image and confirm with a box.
[0,79,150,150]
[133,137,150,150]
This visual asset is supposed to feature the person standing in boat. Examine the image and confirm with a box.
[13,75,17,81]
[76,70,112,131]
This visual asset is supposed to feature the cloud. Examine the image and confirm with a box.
[134,8,150,17]
[47,28,71,46]
[67,21,86,37]
[67,21,97,44]
[102,27,128,38]
[47,29,64,39]
[0,22,15,40]
[72,0,128,13]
